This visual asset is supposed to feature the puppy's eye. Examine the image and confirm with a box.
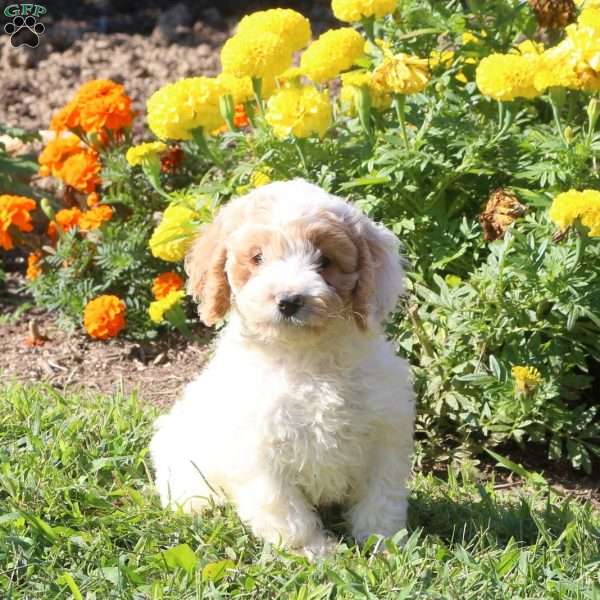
[318,255,331,270]
[251,252,263,265]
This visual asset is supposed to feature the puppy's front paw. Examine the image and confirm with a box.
[297,534,338,561]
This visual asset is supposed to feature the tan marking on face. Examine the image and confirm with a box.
[227,226,287,291]
[286,213,361,303]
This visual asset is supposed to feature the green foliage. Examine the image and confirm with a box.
[0,124,40,198]
[1,384,598,598]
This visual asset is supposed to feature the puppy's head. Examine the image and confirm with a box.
[185,180,404,338]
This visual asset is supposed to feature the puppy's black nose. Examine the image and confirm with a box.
[278,295,303,317]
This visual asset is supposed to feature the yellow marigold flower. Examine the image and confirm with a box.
[429,49,454,68]
[236,9,311,52]
[216,72,276,104]
[26,252,42,281]
[566,20,600,72]
[577,7,600,28]
[149,203,197,262]
[300,28,365,83]
[278,67,304,88]
[511,365,542,393]
[149,290,185,323]
[147,77,224,140]
[372,53,430,94]
[513,40,545,55]
[475,53,541,101]
[79,205,113,231]
[340,70,392,112]
[152,271,184,300]
[266,86,332,139]
[221,31,293,79]
[250,169,272,188]
[549,189,600,236]
[0,195,36,250]
[83,295,126,340]
[534,38,600,91]
[126,142,167,167]
[331,0,397,22]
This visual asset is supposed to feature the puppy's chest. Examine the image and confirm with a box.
[260,378,372,503]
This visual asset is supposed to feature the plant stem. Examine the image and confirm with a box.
[361,16,376,45]
[191,128,223,167]
[548,92,568,147]
[394,94,409,150]
[251,77,265,117]
[294,138,309,176]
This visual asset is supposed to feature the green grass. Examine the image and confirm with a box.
[0,384,599,599]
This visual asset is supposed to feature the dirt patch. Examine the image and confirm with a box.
[0,273,210,406]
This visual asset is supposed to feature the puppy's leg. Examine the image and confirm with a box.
[347,432,413,543]
[233,474,336,558]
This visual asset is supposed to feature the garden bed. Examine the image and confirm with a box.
[0,273,209,405]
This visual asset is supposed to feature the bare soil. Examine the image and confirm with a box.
[0,273,210,406]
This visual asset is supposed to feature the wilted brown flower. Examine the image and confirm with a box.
[479,188,526,241]
[528,0,576,29]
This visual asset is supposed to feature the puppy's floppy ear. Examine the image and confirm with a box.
[351,214,405,328]
[185,218,231,327]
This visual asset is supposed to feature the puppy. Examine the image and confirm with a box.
[150,179,415,557]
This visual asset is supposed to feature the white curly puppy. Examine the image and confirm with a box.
[150,179,414,557]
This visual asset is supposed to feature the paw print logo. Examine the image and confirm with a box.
[4,15,45,48]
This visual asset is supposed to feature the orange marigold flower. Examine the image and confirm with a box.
[83,294,126,340]
[26,252,43,280]
[79,205,113,231]
[86,192,100,208]
[50,79,134,135]
[0,195,37,250]
[55,207,82,232]
[38,134,83,177]
[152,271,184,300]
[79,88,134,133]
[47,220,58,243]
[233,103,250,128]
[50,102,81,132]
[60,149,101,193]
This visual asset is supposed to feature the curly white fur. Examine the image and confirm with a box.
[150,180,414,557]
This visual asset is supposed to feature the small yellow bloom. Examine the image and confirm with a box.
[513,40,545,56]
[221,31,293,79]
[511,366,542,393]
[266,86,332,138]
[340,70,392,112]
[149,203,198,262]
[331,0,397,23]
[236,9,311,52]
[429,49,454,69]
[149,290,185,323]
[126,142,167,166]
[147,77,224,140]
[300,28,365,83]
[372,53,430,94]
[250,169,272,188]
[462,30,486,45]
[549,189,600,236]
[476,53,541,101]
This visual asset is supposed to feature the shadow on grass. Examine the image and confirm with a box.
[408,486,599,552]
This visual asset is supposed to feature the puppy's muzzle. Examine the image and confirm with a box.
[278,294,304,318]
